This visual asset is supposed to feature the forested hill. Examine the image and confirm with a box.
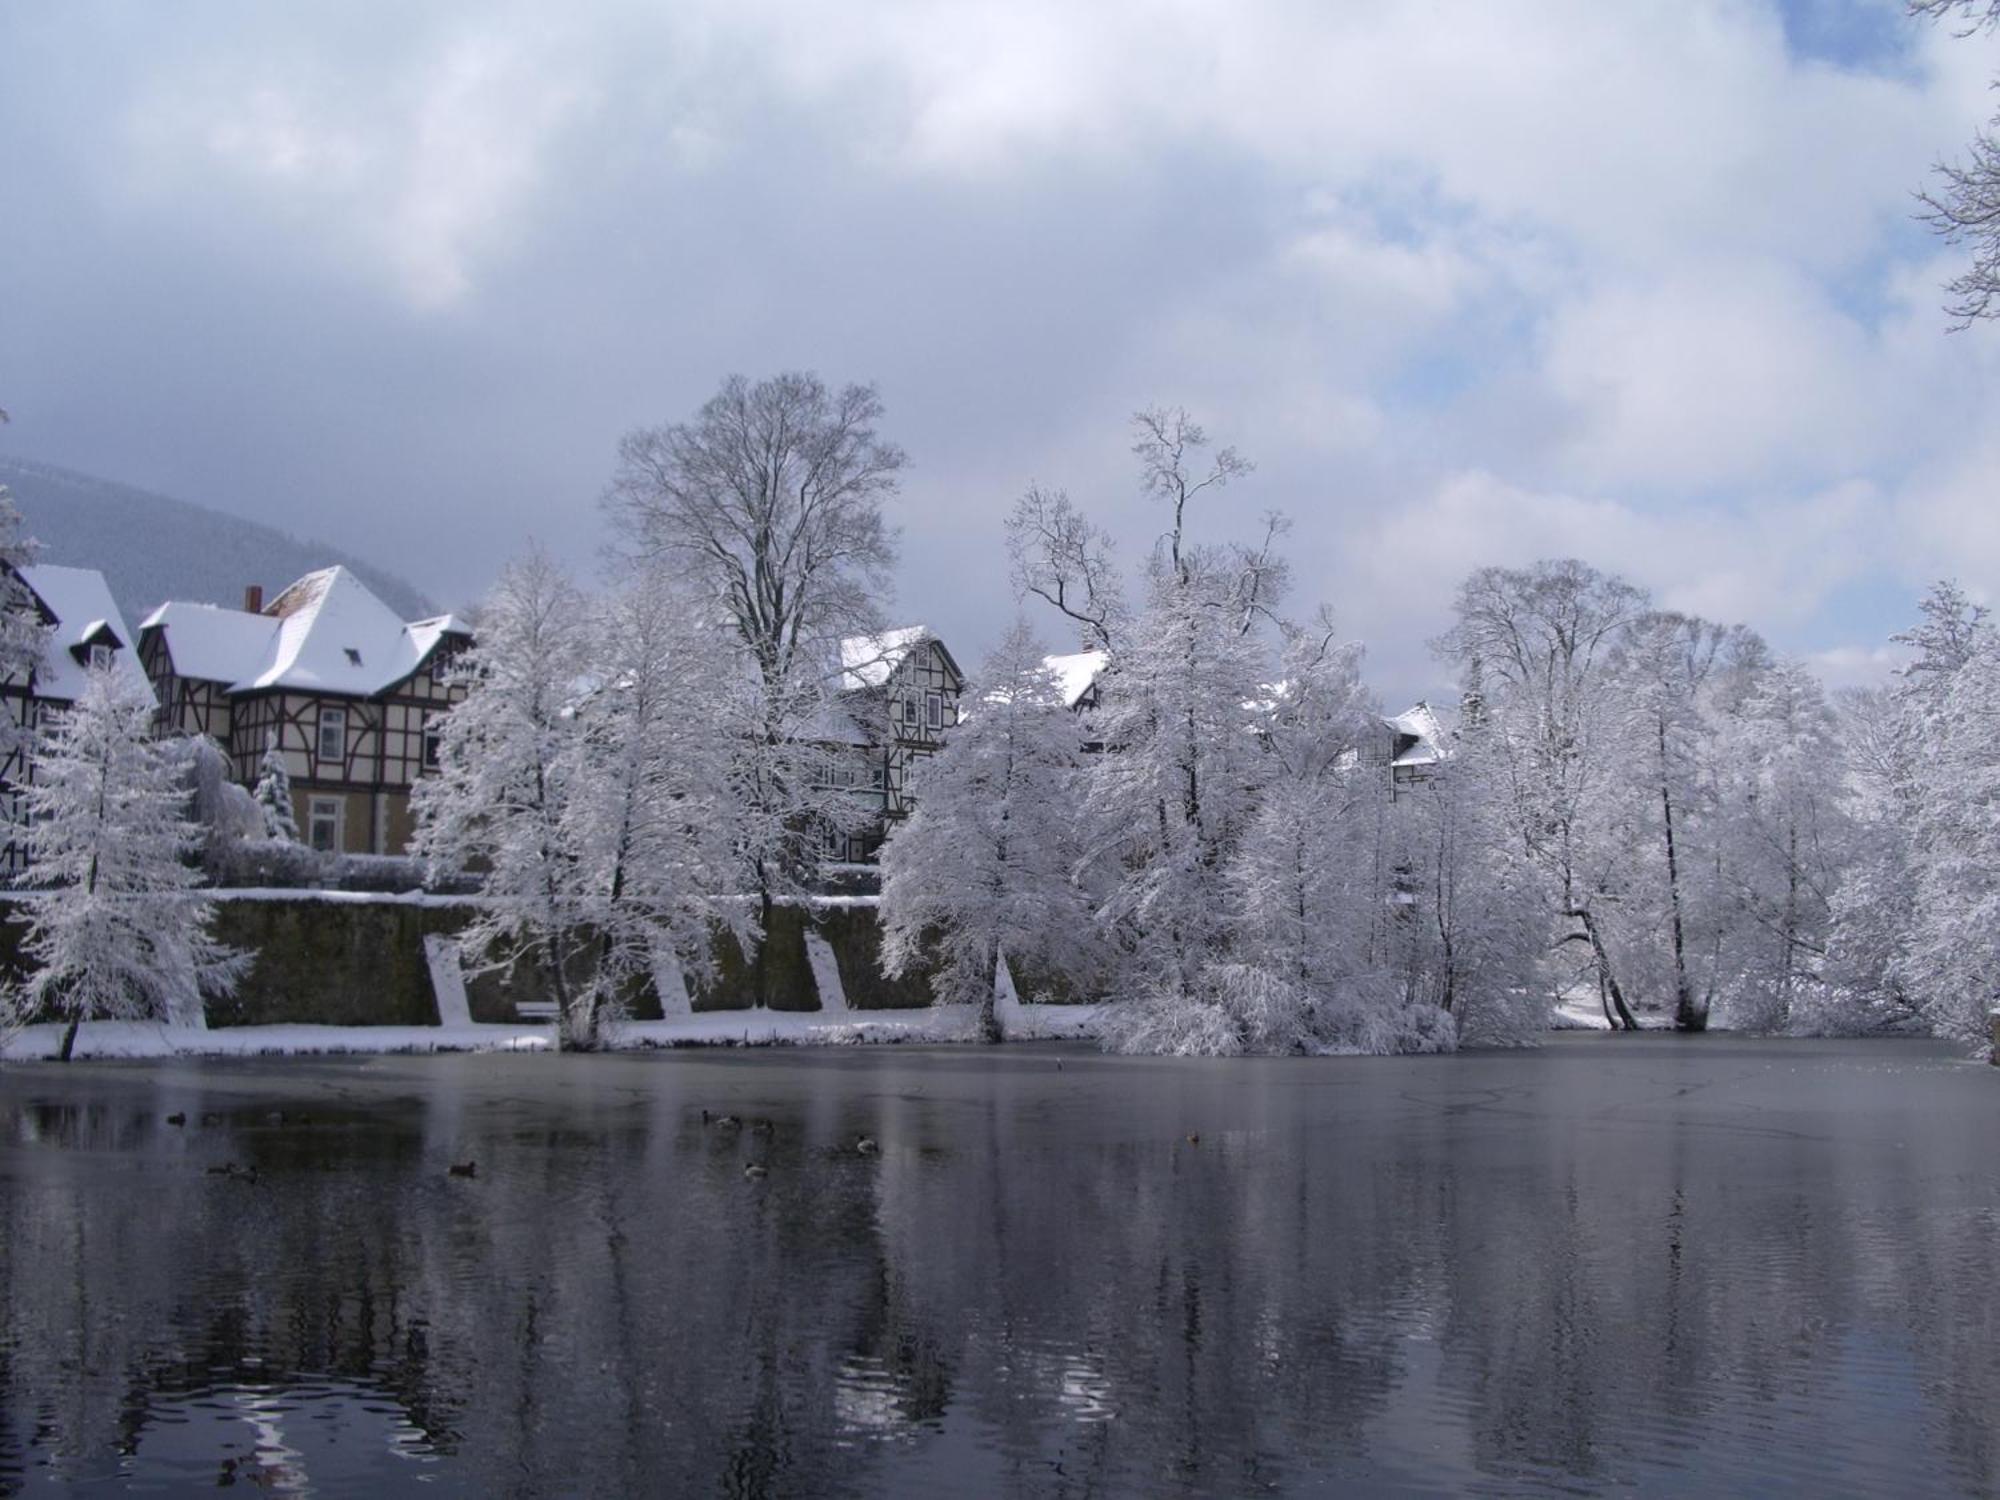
[0,456,432,623]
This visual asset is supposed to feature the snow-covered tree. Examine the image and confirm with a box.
[0,493,49,756]
[1902,623,2000,1053]
[251,733,300,841]
[604,372,902,934]
[414,551,605,1046]
[5,666,244,1060]
[1437,560,1650,1028]
[1387,722,1550,1045]
[1087,546,1277,1043]
[1707,659,1851,1033]
[879,621,1099,1040]
[416,554,758,1046]
[1911,1,2000,323]
[1822,581,1988,1037]
[565,572,748,1019]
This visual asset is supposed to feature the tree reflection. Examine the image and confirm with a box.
[0,1042,1995,1496]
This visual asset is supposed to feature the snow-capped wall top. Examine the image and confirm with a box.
[17,563,153,703]
[143,565,469,697]
[1042,649,1109,710]
[839,625,932,691]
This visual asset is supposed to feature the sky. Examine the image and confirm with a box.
[3,0,1998,704]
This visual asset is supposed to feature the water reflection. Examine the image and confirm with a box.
[0,1041,1995,1496]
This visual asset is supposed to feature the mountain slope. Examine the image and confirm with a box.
[0,456,433,625]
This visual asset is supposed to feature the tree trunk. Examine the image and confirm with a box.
[1658,721,1700,1032]
[756,887,776,1010]
[1578,908,1640,1031]
[978,939,1003,1044]
[57,1017,80,1063]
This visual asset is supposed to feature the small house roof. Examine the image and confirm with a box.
[17,563,152,703]
[1383,701,1449,767]
[839,626,933,691]
[1042,649,1109,710]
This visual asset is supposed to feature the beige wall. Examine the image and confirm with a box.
[293,787,414,855]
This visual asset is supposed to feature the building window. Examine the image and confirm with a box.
[422,713,442,769]
[317,706,347,764]
[308,797,343,854]
[925,692,943,730]
[87,644,114,672]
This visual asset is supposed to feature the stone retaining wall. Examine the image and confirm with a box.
[0,895,938,1028]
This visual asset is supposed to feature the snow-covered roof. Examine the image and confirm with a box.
[1042,649,1109,710]
[839,625,932,691]
[138,601,275,685]
[17,563,153,703]
[142,566,469,697]
[1383,701,1449,767]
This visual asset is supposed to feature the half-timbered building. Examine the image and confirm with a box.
[824,626,966,862]
[0,563,154,871]
[139,568,471,856]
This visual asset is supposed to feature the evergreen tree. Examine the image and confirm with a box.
[6,666,244,1060]
[252,733,300,841]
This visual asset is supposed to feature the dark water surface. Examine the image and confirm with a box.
[2,1037,1996,1497]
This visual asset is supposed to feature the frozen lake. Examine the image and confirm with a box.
[2,1036,1996,1496]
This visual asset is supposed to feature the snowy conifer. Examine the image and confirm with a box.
[6,665,244,1060]
[879,620,1099,1040]
[252,733,300,841]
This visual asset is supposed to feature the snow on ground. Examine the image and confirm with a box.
[2,1021,556,1061]
[1,1002,1119,1060]
[1550,998,1615,1031]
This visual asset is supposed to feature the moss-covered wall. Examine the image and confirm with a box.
[817,905,934,1010]
[689,907,816,1012]
[0,895,935,1028]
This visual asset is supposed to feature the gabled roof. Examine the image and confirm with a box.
[16,563,153,703]
[141,566,469,698]
[1042,649,1109,710]
[838,626,961,692]
[1384,701,1449,767]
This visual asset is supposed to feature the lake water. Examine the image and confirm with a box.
[1,1036,1996,1497]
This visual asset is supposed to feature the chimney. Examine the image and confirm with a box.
[244,584,264,614]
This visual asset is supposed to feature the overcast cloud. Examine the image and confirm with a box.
[3,0,1997,701]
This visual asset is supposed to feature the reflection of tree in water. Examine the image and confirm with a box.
[2,1044,1999,1495]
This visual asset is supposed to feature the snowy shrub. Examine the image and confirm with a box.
[327,853,426,893]
[1098,977,1247,1058]
[208,836,326,890]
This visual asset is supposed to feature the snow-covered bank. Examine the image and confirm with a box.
[1,1001,1118,1060]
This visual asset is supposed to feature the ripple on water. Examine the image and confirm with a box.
[0,1038,1995,1497]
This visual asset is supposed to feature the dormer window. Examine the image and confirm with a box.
[87,644,114,672]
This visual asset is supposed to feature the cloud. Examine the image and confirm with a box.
[125,20,589,308]
[2,0,1998,711]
